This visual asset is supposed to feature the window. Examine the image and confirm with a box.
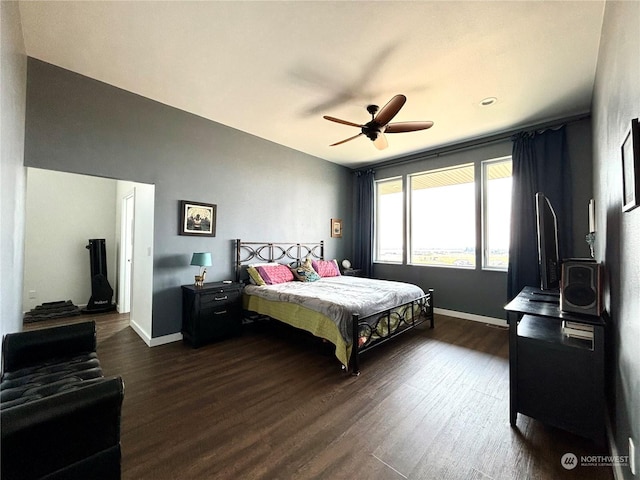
[482,158,512,270]
[409,164,476,268]
[374,177,403,263]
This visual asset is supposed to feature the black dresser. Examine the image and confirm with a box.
[504,286,607,444]
[181,281,243,347]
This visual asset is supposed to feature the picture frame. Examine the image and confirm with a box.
[179,200,216,236]
[621,118,640,212]
[331,218,343,238]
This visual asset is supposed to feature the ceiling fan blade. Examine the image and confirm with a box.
[373,94,407,126]
[385,121,434,133]
[330,132,363,146]
[373,132,388,150]
[323,116,363,128]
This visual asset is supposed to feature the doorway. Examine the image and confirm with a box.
[23,168,155,344]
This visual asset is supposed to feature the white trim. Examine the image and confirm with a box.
[434,307,507,327]
[129,320,183,347]
[149,332,183,347]
[128,319,151,346]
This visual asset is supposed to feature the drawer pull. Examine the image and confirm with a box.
[214,296,228,301]
[214,310,228,315]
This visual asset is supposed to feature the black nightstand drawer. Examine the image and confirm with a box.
[200,290,240,309]
[181,282,243,347]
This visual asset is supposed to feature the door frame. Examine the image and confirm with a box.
[118,191,135,314]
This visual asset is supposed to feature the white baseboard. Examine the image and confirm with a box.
[128,319,183,347]
[149,332,183,347]
[128,320,152,346]
[434,307,508,327]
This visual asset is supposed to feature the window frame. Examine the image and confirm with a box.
[481,156,512,272]
[374,176,404,264]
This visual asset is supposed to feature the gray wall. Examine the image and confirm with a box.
[372,118,593,320]
[0,1,27,343]
[592,1,639,477]
[24,58,353,338]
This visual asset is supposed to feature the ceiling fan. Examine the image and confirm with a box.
[323,94,433,150]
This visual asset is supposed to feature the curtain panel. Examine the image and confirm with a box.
[508,126,572,299]
[354,169,375,277]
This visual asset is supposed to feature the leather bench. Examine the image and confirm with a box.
[0,321,124,480]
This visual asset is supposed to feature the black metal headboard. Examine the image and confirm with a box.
[235,239,324,283]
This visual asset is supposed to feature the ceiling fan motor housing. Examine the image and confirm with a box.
[362,121,382,140]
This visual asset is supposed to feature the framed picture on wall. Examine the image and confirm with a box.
[331,218,343,238]
[621,118,640,212]
[179,200,216,236]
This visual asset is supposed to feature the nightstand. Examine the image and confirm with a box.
[342,268,364,277]
[181,281,242,347]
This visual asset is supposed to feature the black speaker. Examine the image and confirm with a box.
[560,259,602,316]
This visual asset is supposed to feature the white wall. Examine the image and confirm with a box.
[23,168,117,311]
[0,1,27,340]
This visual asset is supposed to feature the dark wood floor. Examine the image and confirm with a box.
[26,313,613,480]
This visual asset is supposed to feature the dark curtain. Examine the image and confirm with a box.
[507,126,572,299]
[354,169,375,277]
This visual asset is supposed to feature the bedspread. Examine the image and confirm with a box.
[243,276,425,343]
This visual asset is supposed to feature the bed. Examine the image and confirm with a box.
[235,240,434,375]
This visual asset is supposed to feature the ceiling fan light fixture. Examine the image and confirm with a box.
[480,97,498,107]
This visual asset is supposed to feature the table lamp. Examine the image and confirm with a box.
[190,252,212,287]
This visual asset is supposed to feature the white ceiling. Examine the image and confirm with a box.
[18,1,605,169]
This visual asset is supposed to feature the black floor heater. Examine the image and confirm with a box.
[83,238,116,313]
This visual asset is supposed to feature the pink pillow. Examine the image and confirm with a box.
[312,259,341,277]
[256,264,294,285]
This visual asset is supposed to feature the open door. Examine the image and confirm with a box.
[118,181,155,344]
[119,192,134,314]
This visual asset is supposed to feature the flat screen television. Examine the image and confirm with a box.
[535,192,560,291]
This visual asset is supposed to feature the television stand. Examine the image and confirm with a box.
[504,286,607,444]
[527,297,559,305]
[531,289,559,297]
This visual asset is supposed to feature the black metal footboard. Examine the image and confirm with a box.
[349,288,434,375]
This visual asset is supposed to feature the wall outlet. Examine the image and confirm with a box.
[28,290,37,299]
[630,437,636,475]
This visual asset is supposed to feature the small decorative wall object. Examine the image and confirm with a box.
[331,218,343,238]
[621,118,639,212]
[180,200,216,236]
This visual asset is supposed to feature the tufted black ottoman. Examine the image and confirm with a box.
[0,321,124,480]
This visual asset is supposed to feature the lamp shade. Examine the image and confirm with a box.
[190,252,212,267]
